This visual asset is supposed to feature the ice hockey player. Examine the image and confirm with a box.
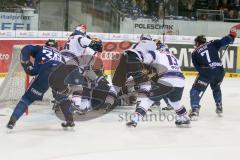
[108,34,157,108]
[189,29,237,120]
[126,40,190,128]
[63,24,104,111]
[6,39,76,129]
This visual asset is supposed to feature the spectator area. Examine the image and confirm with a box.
[111,0,240,22]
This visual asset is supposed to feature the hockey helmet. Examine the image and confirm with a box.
[194,35,206,46]
[45,39,58,48]
[154,39,168,51]
[140,34,152,41]
[73,24,87,36]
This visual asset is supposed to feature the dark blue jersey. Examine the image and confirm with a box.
[21,45,64,75]
[192,35,234,74]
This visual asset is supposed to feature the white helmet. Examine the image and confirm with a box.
[140,34,152,41]
[73,24,87,36]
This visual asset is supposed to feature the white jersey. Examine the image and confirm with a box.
[127,40,157,61]
[63,34,96,66]
[64,34,92,57]
[144,48,185,88]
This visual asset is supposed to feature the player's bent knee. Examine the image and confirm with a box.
[193,77,209,91]
[149,83,173,102]
[21,90,40,105]
[167,87,184,102]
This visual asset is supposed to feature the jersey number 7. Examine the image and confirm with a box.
[200,50,211,63]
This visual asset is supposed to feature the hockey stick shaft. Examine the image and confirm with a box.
[199,84,209,101]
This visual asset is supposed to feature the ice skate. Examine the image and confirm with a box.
[6,122,15,130]
[162,104,173,111]
[61,121,75,128]
[189,108,199,121]
[216,103,223,117]
[126,120,137,128]
[152,101,161,107]
[175,115,191,128]
[6,115,17,130]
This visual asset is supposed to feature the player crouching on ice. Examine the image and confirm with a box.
[189,29,237,121]
[6,40,75,129]
[58,24,117,118]
[63,24,105,112]
[126,40,190,128]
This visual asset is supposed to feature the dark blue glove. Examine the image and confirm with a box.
[21,61,37,76]
[89,39,103,52]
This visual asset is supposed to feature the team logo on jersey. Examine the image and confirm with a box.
[30,88,43,96]
[197,80,208,86]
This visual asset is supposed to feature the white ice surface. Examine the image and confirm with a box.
[0,77,240,160]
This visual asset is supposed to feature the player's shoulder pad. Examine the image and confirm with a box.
[22,45,36,53]
[77,35,90,48]
[22,44,34,50]
[21,45,41,56]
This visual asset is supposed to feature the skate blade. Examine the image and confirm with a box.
[126,123,137,128]
[126,125,137,128]
[216,113,223,117]
[6,128,14,134]
[176,123,191,128]
[62,127,75,131]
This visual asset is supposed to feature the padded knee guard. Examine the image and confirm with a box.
[190,88,201,109]
[190,75,209,108]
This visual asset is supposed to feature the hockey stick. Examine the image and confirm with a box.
[199,84,209,101]
[162,0,166,44]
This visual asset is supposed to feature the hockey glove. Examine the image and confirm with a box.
[21,61,36,76]
[89,39,103,52]
[79,65,91,75]
[229,28,237,39]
